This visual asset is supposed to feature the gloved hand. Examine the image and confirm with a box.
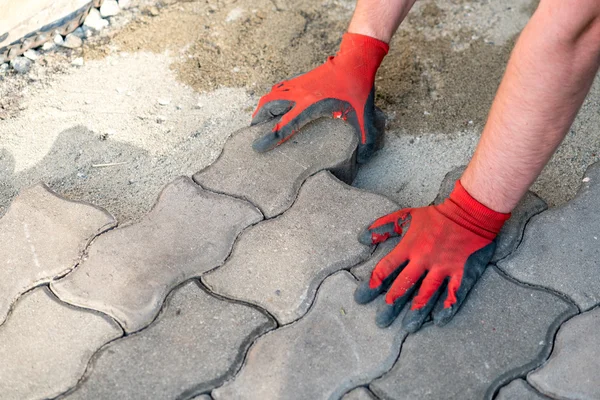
[251,32,389,163]
[354,180,511,332]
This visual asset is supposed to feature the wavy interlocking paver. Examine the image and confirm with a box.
[369,268,576,400]
[212,271,407,400]
[342,387,379,400]
[203,171,398,324]
[0,286,121,400]
[0,183,115,325]
[499,162,600,310]
[434,166,547,262]
[193,119,358,218]
[51,177,263,333]
[59,281,275,400]
[496,379,550,400]
[528,308,600,399]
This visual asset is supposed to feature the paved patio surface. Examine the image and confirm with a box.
[1,117,599,400]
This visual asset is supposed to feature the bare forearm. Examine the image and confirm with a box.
[348,0,417,43]
[462,1,600,213]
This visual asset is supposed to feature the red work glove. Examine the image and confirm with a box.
[251,32,389,163]
[355,180,511,332]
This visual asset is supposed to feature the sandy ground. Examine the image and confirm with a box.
[0,0,599,222]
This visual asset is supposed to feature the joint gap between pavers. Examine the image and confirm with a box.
[368,326,412,400]
[340,385,382,400]
[175,279,278,398]
[191,178,267,220]
[491,264,581,313]
[482,297,579,400]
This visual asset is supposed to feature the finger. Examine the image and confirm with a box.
[358,209,412,246]
[433,242,496,326]
[402,272,447,333]
[251,99,294,126]
[354,243,409,305]
[376,262,427,328]
[354,88,383,163]
[252,99,338,153]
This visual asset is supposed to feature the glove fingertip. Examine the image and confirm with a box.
[432,306,454,327]
[375,302,400,328]
[252,133,279,153]
[358,227,374,245]
[354,281,380,304]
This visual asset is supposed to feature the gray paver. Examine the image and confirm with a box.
[212,271,407,400]
[528,308,600,400]
[203,171,398,324]
[0,184,116,326]
[342,387,378,400]
[370,268,576,400]
[496,379,550,400]
[433,166,547,262]
[59,281,275,400]
[499,162,600,310]
[51,177,262,333]
[0,286,121,400]
[193,118,358,218]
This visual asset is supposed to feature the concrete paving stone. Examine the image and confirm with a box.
[0,184,116,326]
[0,286,121,400]
[193,118,358,218]
[434,166,548,262]
[498,162,600,310]
[370,268,577,400]
[212,271,407,400]
[203,171,398,324]
[342,387,379,400]
[528,308,600,400]
[58,281,275,400]
[51,177,262,333]
[496,379,550,400]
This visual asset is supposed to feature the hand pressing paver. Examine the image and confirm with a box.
[0,184,115,326]
[342,387,379,400]
[51,177,262,333]
[528,308,600,400]
[193,119,358,218]
[203,171,398,324]
[58,281,275,400]
[351,237,400,282]
[499,162,600,310]
[496,379,550,400]
[212,271,407,400]
[0,286,121,400]
[434,166,547,262]
[370,268,576,400]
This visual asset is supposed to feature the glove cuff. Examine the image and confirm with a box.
[440,180,511,240]
[340,32,389,66]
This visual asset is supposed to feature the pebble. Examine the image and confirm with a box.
[158,98,171,106]
[0,63,9,72]
[62,34,83,49]
[72,57,84,67]
[149,6,160,16]
[118,0,132,9]
[10,57,32,74]
[53,34,64,45]
[84,8,109,31]
[23,49,40,61]
[100,0,121,17]
[71,27,86,39]
[42,42,56,51]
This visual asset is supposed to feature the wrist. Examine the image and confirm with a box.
[339,32,389,68]
[439,180,511,240]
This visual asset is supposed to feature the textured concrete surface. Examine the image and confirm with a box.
[342,387,378,400]
[60,281,275,400]
[51,177,262,333]
[370,268,576,400]
[194,118,358,218]
[528,308,600,400]
[0,286,121,400]
[0,183,115,325]
[499,162,600,310]
[212,272,407,400]
[496,379,550,400]
[434,166,548,262]
[203,171,397,324]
